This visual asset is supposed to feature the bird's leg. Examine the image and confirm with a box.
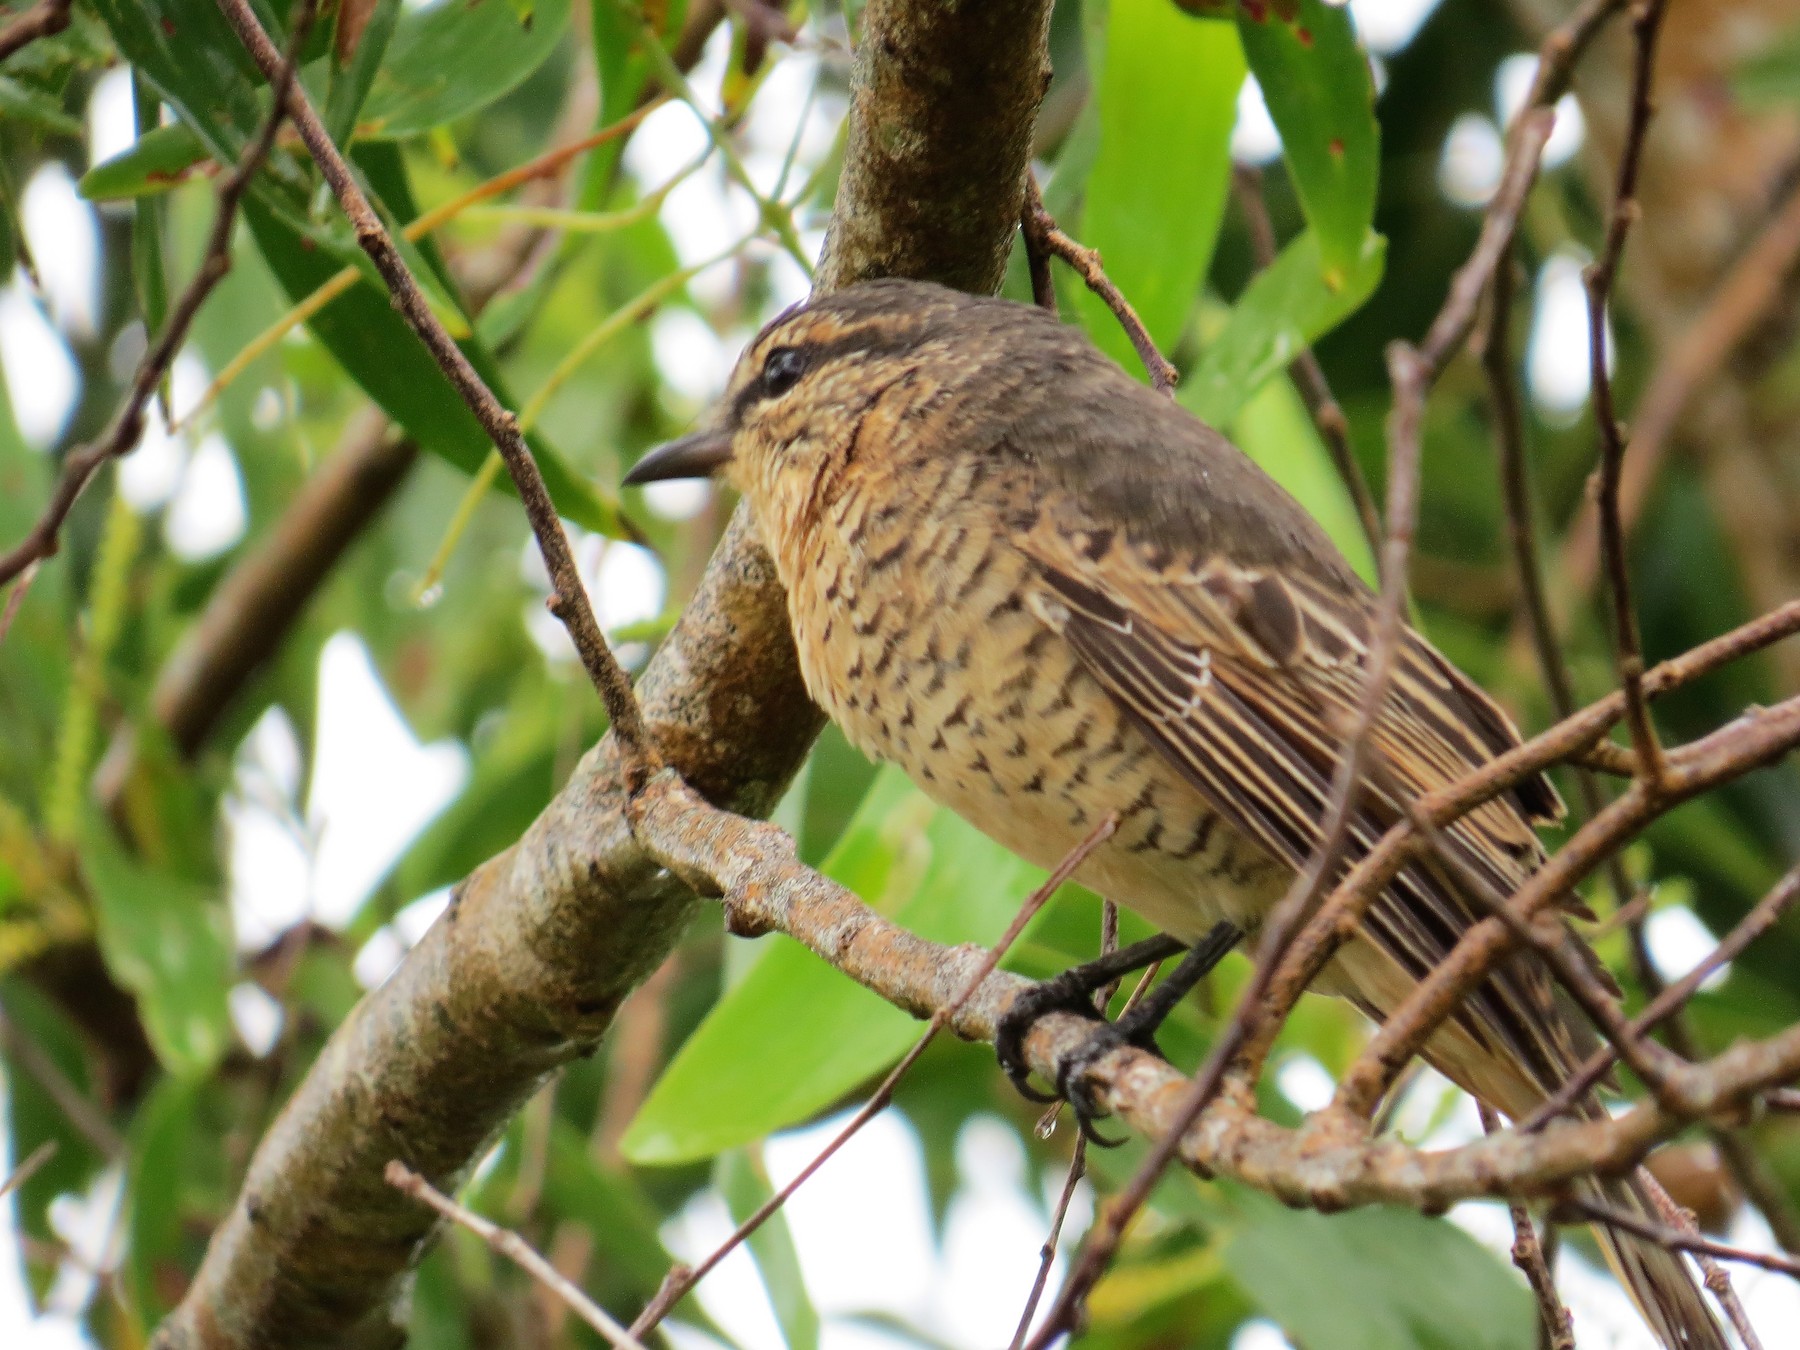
[995,933,1187,1102]
[1055,920,1244,1146]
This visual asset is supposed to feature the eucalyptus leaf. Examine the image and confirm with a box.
[1237,0,1380,282]
[1223,1187,1535,1350]
[80,819,233,1079]
[1182,227,1385,429]
[1075,0,1244,371]
[79,123,210,201]
[359,0,573,139]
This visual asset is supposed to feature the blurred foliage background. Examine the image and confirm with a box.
[2,0,1799,1346]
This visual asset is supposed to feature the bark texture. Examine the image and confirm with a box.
[153,0,1053,1342]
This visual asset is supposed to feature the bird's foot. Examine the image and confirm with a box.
[994,934,1185,1105]
[997,922,1246,1148]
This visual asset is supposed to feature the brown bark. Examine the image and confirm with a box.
[151,0,1054,1342]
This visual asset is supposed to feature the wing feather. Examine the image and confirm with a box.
[1022,520,1584,1092]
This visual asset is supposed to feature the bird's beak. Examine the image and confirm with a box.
[623,428,734,485]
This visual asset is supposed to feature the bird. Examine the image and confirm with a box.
[624,277,1726,1350]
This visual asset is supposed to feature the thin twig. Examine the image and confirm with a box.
[1232,165,1384,566]
[1021,183,1057,314]
[1482,1102,1575,1350]
[1523,866,1800,1130]
[631,692,1800,1218]
[1552,160,1800,626]
[0,0,71,62]
[1585,0,1672,786]
[1010,1137,1088,1350]
[1564,1193,1800,1286]
[1021,175,1178,394]
[1338,694,1800,1117]
[385,1162,650,1350]
[1640,1166,1768,1349]
[0,1007,128,1160]
[0,0,316,589]
[213,0,661,787]
[0,560,39,647]
[0,1141,57,1202]
[625,812,1120,1341]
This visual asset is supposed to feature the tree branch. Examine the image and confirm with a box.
[153,0,1054,1342]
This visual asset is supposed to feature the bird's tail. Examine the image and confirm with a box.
[1576,1166,1730,1350]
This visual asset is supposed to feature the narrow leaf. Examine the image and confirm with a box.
[1238,0,1381,282]
[1076,0,1244,371]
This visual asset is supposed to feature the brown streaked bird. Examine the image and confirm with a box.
[626,278,1725,1350]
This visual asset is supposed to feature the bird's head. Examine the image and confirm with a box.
[623,278,1022,551]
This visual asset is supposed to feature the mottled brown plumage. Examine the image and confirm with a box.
[626,279,1724,1350]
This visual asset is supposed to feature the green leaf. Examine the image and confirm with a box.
[79,818,233,1078]
[623,767,1048,1164]
[1735,24,1800,106]
[0,74,83,137]
[86,0,269,171]
[79,123,211,200]
[129,75,172,369]
[1237,0,1380,282]
[242,197,626,537]
[1075,0,1244,370]
[719,1150,821,1350]
[1181,227,1384,429]
[324,0,403,146]
[122,1076,203,1328]
[1222,1187,1535,1350]
[359,0,573,139]
[0,984,109,1257]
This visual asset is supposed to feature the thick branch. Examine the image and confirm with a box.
[153,0,1053,1342]
[627,767,1800,1215]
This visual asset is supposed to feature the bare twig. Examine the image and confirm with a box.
[1232,165,1384,566]
[1021,185,1058,314]
[626,813,1119,1340]
[1563,1192,1800,1285]
[384,1162,650,1350]
[1524,866,1800,1130]
[1640,1167,1767,1349]
[631,721,1800,1218]
[213,0,660,786]
[0,0,71,62]
[1584,0,1672,786]
[0,1140,57,1202]
[0,0,316,589]
[1554,169,1800,621]
[1483,1103,1574,1350]
[1337,694,1800,1116]
[1010,1137,1088,1350]
[0,1007,128,1160]
[1021,175,1178,394]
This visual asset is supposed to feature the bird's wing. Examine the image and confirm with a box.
[1016,512,1590,1090]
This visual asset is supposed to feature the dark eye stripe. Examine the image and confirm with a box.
[726,327,923,428]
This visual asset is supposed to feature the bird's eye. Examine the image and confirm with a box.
[761,346,808,397]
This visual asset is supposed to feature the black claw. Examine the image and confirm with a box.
[994,923,1244,1144]
[1057,1022,1136,1147]
[994,934,1182,1099]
